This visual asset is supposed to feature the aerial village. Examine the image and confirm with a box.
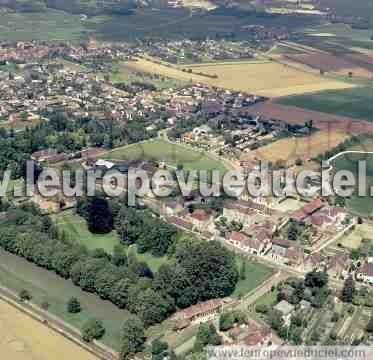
[2,7,373,358]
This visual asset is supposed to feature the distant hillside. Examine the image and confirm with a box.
[0,0,144,15]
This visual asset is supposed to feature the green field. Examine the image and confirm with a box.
[0,7,318,42]
[55,210,119,253]
[0,10,104,41]
[232,258,274,298]
[302,23,373,50]
[0,250,129,350]
[111,62,184,90]
[332,152,373,215]
[54,210,167,271]
[319,0,373,21]
[278,86,373,121]
[105,139,228,173]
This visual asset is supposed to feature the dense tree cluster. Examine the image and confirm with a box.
[277,271,330,308]
[78,198,178,257]
[219,310,247,331]
[0,110,154,180]
[0,203,239,329]
[153,237,238,309]
[194,323,221,352]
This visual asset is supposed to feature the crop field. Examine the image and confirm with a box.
[277,86,373,121]
[105,139,227,173]
[0,299,98,360]
[300,23,373,53]
[180,61,354,97]
[124,57,353,97]
[244,130,349,164]
[284,53,373,78]
[124,58,207,83]
[249,101,373,138]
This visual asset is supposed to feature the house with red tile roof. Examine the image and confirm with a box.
[270,239,304,267]
[290,198,324,222]
[304,253,325,272]
[225,320,272,347]
[327,253,350,279]
[356,263,373,284]
[176,299,224,324]
[189,209,215,233]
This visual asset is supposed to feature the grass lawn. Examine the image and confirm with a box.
[248,288,277,321]
[338,224,373,249]
[54,210,167,272]
[331,150,373,215]
[55,210,119,254]
[0,250,129,350]
[105,139,228,173]
[232,258,274,298]
[277,85,373,121]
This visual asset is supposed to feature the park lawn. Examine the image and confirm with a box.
[254,289,278,308]
[277,85,373,121]
[232,258,274,298]
[105,139,228,173]
[54,210,168,272]
[55,210,119,254]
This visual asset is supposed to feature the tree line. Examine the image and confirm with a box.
[0,202,239,328]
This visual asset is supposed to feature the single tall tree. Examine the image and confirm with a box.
[341,275,355,303]
[88,197,113,234]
